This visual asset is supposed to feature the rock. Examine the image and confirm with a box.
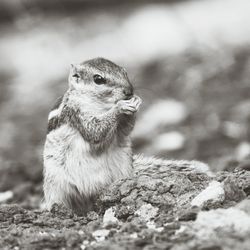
[151,132,185,152]
[223,176,246,203]
[87,211,99,222]
[92,229,110,242]
[178,207,200,221]
[173,201,250,250]
[100,159,211,216]
[191,181,225,208]
[0,190,13,203]
[103,207,119,228]
[235,142,250,161]
[0,161,249,250]
[222,121,246,139]
[216,169,250,196]
[193,203,250,239]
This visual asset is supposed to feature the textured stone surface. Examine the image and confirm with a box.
[0,163,249,250]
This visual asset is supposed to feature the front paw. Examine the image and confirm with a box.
[117,95,142,115]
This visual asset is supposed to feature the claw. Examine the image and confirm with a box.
[117,95,142,115]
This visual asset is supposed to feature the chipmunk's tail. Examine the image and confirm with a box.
[132,154,214,177]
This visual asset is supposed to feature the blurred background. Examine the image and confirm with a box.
[0,0,250,207]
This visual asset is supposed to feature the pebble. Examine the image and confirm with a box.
[235,142,250,161]
[151,131,185,152]
[103,207,119,227]
[0,190,13,203]
[191,181,225,207]
[92,229,110,242]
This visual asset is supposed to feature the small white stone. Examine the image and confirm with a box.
[103,207,119,227]
[223,121,246,139]
[80,240,89,250]
[80,245,86,250]
[92,229,110,242]
[78,230,84,235]
[152,131,185,152]
[146,221,157,230]
[130,233,138,239]
[155,227,164,232]
[146,221,164,232]
[39,232,49,236]
[191,181,225,207]
[235,142,250,160]
[0,191,14,203]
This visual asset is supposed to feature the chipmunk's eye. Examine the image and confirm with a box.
[93,74,106,85]
[72,73,80,79]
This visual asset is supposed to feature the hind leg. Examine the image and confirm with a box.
[43,172,69,210]
[43,171,94,214]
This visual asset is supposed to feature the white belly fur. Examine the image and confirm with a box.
[44,124,133,199]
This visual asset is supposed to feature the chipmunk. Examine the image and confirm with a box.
[43,58,141,214]
[43,57,212,215]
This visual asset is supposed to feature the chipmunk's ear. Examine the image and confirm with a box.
[69,63,82,88]
[70,63,83,74]
[70,63,77,72]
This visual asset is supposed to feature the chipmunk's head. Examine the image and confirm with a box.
[68,58,134,105]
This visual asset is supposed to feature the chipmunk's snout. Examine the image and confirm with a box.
[123,86,134,100]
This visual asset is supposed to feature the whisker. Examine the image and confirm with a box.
[134,86,160,99]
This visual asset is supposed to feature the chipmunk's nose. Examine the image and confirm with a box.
[123,86,134,100]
